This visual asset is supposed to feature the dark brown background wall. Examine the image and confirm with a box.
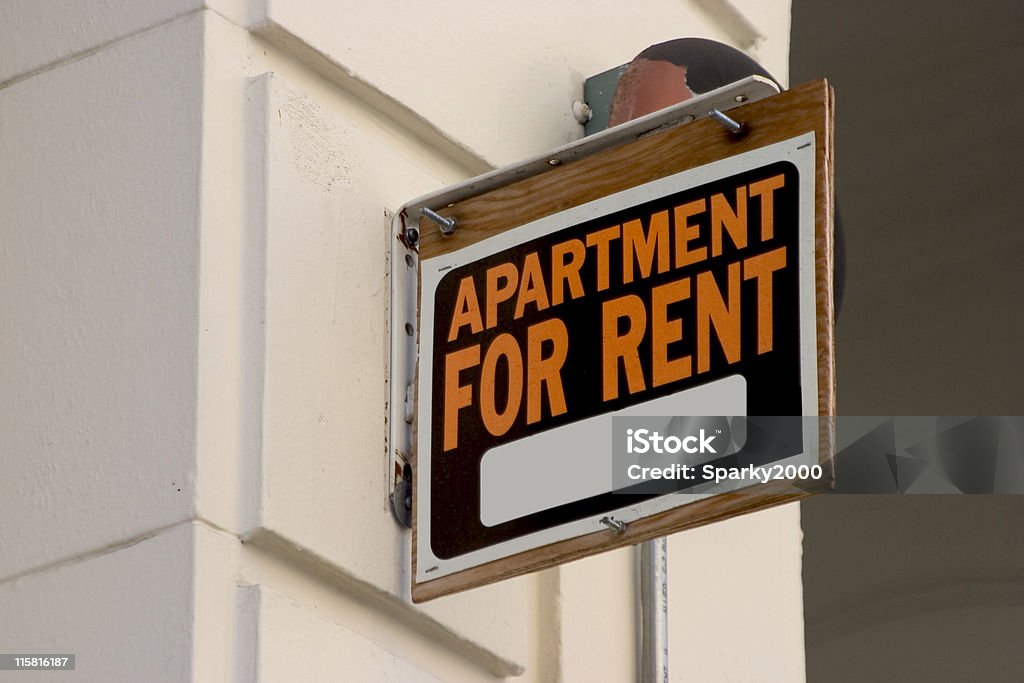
[790,1,1024,680]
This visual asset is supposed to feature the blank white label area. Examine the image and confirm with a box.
[479,375,747,527]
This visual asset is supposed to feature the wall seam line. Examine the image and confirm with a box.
[0,519,196,587]
[0,9,209,91]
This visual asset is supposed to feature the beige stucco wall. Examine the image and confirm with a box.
[0,3,802,680]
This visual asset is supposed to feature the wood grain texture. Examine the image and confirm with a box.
[414,475,832,603]
[413,79,835,603]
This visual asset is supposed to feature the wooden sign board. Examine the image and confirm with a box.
[407,80,834,602]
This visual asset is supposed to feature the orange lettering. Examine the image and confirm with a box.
[486,262,519,329]
[443,345,480,451]
[710,187,747,257]
[480,334,523,437]
[527,319,568,424]
[447,276,483,342]
[601,295,646,401]
[622,210,670,284]
[514,252,550,319]
[551,239,585,305]
[674,199,707,268]
[586,225,621,292]
[748,174,785,242]
[651,278,692,387]
[696,263,741,373]
[743,247,787,354]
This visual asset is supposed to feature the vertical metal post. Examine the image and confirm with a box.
[640,537,669,683]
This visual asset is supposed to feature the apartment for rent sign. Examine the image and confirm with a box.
[436,163,792,455]
[413,90,833,601]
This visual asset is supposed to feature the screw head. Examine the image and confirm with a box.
[404,226,419,247]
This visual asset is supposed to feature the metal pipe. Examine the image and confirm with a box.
[639,537,669,683]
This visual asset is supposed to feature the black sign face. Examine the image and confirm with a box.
[424,158,804,561]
